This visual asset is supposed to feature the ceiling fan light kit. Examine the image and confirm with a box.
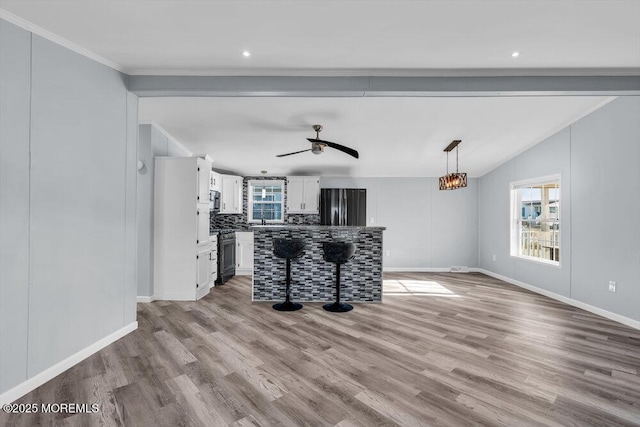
[438,139,468,190]
[311,145,324,156]
[276,125,359,159]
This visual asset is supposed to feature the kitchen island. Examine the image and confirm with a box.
[251,225,385,302]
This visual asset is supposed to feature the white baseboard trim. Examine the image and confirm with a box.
[384,267,452,273]
[136,295,154,303]
[153,292,196,301]
[196,283,211,300]
[476,268,640,331]
[0,321,138,405]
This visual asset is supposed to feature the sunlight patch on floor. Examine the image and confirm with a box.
[383,280,460,297]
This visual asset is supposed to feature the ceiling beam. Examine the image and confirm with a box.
[127,75,640,97]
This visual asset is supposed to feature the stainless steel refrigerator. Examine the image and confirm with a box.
[320,189,367,226]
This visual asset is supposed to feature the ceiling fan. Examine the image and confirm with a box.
[276,125,359,159]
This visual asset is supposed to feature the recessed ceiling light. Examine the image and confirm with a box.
[242,51,251,57]
[511,51,520,58]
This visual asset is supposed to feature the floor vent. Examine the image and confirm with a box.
[450,266,469,273]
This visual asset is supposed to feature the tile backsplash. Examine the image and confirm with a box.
[287,214,321,225]
[211,176,320,230]
[210,213,245,230]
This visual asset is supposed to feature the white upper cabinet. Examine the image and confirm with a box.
[220,174,243,214]
[210,169,221,192]
[196,158,210,203]
[302,177,320,213]
[286,177,305,213]
[286,176,320,214]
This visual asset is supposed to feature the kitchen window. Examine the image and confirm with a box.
[510,175,561,266]
[248,180,284,223]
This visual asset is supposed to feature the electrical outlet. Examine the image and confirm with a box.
[492,254,497,261]
[370,217,375,224]
[608,281,616,293]
[385,250,390,256]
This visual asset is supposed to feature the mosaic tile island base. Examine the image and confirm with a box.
[251,225,386,302]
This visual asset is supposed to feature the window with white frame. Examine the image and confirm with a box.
[510,175,561,265]
[248,180,284,223]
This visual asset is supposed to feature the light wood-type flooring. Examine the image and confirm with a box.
[3,272,640,426]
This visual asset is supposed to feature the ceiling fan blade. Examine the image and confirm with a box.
[276,149,312,158]
[308,138,359,159]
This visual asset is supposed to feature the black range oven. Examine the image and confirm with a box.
[215,230,236,284]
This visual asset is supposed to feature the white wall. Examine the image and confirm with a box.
[0,17,31,394]
[0,18,137,397]
[478,96,640,322]
[136,123,192,298]
[478,128,573,295]
[570,97,640,320]
[320,177,478,270]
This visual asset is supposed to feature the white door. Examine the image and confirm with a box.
[197,207,210,246]
[303,177,320,213]
[287,177,304,213]
[197,247,212,289]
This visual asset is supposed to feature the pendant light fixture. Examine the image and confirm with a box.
[438,139,467,190]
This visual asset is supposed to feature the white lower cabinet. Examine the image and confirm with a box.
[197,246,212,289]
[236,232,254,275]
[210,234,218,285]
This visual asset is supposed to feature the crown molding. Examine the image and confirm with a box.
[0,9,126,73]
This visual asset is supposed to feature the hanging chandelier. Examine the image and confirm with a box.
[438,139,467,190]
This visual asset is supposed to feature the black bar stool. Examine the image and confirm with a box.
[272,238,306,311]
[322,241,356,312]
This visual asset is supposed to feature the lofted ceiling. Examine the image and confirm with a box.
[1,1,637,177]
[138,96,612,177]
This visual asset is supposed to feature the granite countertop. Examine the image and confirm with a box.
[209,229,238,236]
[210,225,252,235]
[250,225,386,231]
[211,225,386,235]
